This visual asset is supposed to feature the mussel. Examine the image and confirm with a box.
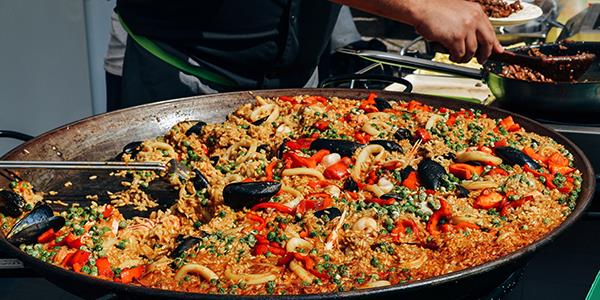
[343,177,359,192]
[417,159,447,190]
[313,207,342,221]
[276,139,289,159]
[495,147,541,170]
[223,181,282,209]
[399,166,415,181]
[369,140,403,153]
[192,169,210,193]
[252,116,269,126]
[257,144,271,155]
[185,121,207,136]
[374,97,392,111]
[0,190,25,217]
[393,128,412,141]
[7,204,65,245]
[171,236,202,258]
[116,141,143,160]
[456,185,470,198]
[310,139,364,157]
[209,156,220,166]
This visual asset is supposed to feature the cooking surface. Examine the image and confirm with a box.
[2,217,598,300]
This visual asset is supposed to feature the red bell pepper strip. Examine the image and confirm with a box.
[494,139,508,148]
[448,163,484,180]
[284,152,317,169]
[265,160,278,181]
[102,205,114,219]
[310,149,330,163]
[95,257,114,278]
[323,158,350,180]
[366,197,395,206]
[366,169,379,185]
[286,138,315,151]
[500,195,534,216]
[65,233,82,249]
[474,189,505,210]
[313,120,330,131]
[296,193,332,214]
[247,213,267,231]
[307,180,333,189]
[446,114,457,126]
[277,252,295,266]
[487,167,509,176]
[68,250,90,273]
[302,96,328,106]
[293,253,329,280]
[391,219,419,242]
[498,116,521,132]
[353,132,371,144]
[120,265,145,284]
[279,96,298,104]
[359,93,379,113]
[523,165,556,189]
[402,171,419,190]
[522,147,546,163]
[251,202,294,214]
[37,228,56,244]
[61,252,75,267]
[415,128,431,143]
[427,199,452,235]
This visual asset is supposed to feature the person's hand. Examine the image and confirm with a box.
[409,0,503,63]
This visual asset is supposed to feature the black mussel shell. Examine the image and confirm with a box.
[343,177,359,192]
[185,121,207,136]
[257,144,271,154]
[399,166,415,182]
[495,147,541,170]
[276,139,289,159]
[380,193,403,201]
[393,128,412,141]
[8,204,65,245]
[209,156,220,166]
[252,116,269,126]
[310,139,364,157]
[314,207,342,221]
[223,181,282,209]
[171,236,202,258]
[0,190,25,217]
[456,185,470,198]
[369,140,403,153]
[192,169,210,192]
[442,152,456,160]
[374,97,392,111]
[417,159,447,190]
[117,141,143,160]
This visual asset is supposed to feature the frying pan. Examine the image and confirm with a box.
[0,89,594,299]
[342,42,600,115]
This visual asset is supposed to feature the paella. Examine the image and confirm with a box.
[0,93,582,295]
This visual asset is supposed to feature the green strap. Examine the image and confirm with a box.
[118,15,236,87]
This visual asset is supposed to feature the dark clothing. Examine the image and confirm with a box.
[116,0,341,90]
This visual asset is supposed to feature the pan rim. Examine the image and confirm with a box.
[0,88,594,299]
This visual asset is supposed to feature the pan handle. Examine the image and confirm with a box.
[319,74,413,92]
[337,49,484,80]
[0,130,34,142]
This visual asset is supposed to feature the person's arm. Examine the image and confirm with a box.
[333,0,503,63]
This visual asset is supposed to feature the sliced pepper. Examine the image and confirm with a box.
[323,158,350,180]
[284,152,317,169]
[279,96,298,105]
[500,195,534,216]
[498,116,521,132]
[265,160,278,181]
[359,93,379,113]
[353,132,371,144]
[286,138,315,151]
[293,253,329,280]
[313,120,330,131]
[391,219,420,242]
[427,199,452,235]
[365,197,395,206]
[402,171,419,190]
[65,233,82,249]
[523,165,556,189]
[247,213,267,231]
[487,167,509,176]
[474,189,505,210]
[415,128,431,143]
[449,163,484,180]
[310,149,330,163]
[37,228,56,244]
[95,257,114,278]
[522,147,546,163]
[296,193,332,214]
[120,265,145,284]
[102,205,114,219]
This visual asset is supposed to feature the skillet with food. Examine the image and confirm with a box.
[342,42,600,114]
[0,89,594,299]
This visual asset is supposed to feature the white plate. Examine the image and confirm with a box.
[489,2,543,27]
